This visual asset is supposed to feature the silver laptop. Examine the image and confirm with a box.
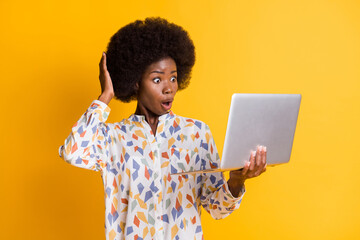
[172,93,301,175]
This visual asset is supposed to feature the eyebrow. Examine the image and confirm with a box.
[149,70,177,74]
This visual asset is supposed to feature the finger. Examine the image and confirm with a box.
[254,157,266,176]
[253,146,262,175]
[102,52,108,70]
[260,146,266,168]
[253,146,265,176]
[249,150,256,171]
[242,161,250,176]
[99,53,104,73]
[263,146,267,166]
[256,145,263,168]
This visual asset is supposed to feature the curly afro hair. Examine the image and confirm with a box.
[106,17,196,102]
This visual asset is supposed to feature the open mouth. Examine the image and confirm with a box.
[161,101,173,111]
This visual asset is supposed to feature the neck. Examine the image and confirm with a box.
[135,103,159,135]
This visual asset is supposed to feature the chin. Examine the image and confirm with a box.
[159,110,170,115]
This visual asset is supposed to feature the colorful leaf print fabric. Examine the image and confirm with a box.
[59,100,245,240]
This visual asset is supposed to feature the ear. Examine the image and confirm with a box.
[135,82,139,91]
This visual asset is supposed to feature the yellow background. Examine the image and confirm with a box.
[1,0,359,239]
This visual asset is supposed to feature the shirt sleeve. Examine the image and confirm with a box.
[200,124,246,220]
[58,100,111,172]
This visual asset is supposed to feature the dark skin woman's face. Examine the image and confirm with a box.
[135,57,178,129]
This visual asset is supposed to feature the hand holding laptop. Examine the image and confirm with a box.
[227,145,267,197]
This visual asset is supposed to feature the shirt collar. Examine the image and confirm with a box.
[129,110,175,123]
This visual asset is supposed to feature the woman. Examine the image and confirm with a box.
[59,17,266,240]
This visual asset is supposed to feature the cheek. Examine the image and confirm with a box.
[173,83,178,93]
[145,86,162,101]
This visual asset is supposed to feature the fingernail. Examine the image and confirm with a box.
[264,146,267,151]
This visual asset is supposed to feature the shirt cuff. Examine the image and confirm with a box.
[92,99,111,112]
[88,99,111,123]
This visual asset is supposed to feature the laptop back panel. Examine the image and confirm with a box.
[221,94,301,169]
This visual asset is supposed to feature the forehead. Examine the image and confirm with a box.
[145,57,177,73]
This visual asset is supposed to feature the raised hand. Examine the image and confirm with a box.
[98,52,114,105]
[227,145,267,197]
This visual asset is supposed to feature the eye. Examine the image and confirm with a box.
[170,76,177,82]
[153,77,161,83]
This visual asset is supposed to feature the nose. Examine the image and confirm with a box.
[163,81,173,95]
[163,88,172,94]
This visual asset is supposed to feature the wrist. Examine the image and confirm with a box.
[227,177,245,197]
[228,176,245,188]
[98,92,113,105]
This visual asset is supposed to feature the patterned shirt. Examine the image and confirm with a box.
[59,100,245,240]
